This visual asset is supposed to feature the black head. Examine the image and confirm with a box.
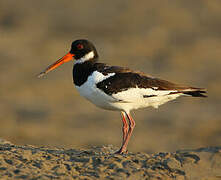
[38,39,99,77]
[70,39,99,61]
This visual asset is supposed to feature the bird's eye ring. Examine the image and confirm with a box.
[77,44,84,49]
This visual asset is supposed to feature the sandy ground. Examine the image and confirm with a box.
[0,139,221,180]
[0,0,221,154]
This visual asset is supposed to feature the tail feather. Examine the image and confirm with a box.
[169,88,207,97]
[183,90,207,97]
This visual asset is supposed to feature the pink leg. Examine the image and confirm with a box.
[116,112,135,154]
[121,112,129,142]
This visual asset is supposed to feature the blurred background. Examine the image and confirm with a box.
[0,0,221,153]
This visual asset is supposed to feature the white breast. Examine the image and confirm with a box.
[75,71,118,110]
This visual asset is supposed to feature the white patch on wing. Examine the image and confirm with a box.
[112,87,181,111]
[113,88,177,101]
[93,71,115,84]
[74,51,95,64]
[181,88,197,92]
[75,71,118,110]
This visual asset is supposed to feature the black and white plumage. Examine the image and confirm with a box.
[38,39,207,154]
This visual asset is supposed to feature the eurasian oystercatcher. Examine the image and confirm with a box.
[38,39,207,154]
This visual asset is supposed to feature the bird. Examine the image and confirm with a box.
[38,39,207,154]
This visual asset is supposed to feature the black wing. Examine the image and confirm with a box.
[96,64,207,97]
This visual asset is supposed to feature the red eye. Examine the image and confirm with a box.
[77,44,84,49]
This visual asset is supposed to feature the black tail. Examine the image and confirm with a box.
[183,89,207,97]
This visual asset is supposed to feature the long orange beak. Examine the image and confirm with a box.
[38,52,74,78]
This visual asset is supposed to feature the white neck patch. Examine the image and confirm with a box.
[74,51,95,64]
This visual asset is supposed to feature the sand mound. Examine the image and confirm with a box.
[0,139,220,179]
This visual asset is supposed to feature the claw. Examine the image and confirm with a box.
[115,148,128,154]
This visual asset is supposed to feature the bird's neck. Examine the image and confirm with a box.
[73,60,97,86]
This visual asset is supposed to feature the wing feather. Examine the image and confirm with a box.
[96,64,189,95]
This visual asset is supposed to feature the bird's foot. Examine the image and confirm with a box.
[115,148,128,154]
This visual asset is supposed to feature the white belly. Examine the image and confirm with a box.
[112,87,181,111]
